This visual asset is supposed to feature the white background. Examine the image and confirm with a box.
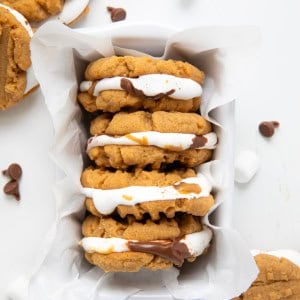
[0,0,300,297]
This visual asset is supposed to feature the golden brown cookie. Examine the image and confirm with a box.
[85,251,172,273]
[0,0,63,22]
[0,4,36,110]
[81,167,196,189]
[88,145,212,170]
[85,196,214,221]
[78,56,204,113]
[0,0,90,24]
[81,214,211,272]
[78,89,201,113]
[82,214,202,240]
[90,111,212,135]
[87,111,214,169]
[84,56,204,83]
[81,168,215,220]
[233,254,300,300]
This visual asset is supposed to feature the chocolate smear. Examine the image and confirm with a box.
[107,7,127,22]
[3,180,20,200]
[190,135,208,148]
[128,240,191,265]
[259,121,280,138]
[120,78,175,100]
[2,163,22,180]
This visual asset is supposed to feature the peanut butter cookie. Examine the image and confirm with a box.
[78,89,201,113]
[0,0,89,24]
[0,0,63,22]
[0,4,37,110]
[90,111,212,136]
[234,253,300,300]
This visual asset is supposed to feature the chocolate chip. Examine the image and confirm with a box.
[107,7,126,22]
[190,136,208,148]
[3,180,20,200]
[259,121,280,137]
[2,163,22,200]
[2,163,22,180]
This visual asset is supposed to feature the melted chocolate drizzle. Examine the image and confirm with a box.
[128,240,191,265]
[120,78,175,100]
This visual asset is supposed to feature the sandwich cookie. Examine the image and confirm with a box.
[0,0,90,24]
[0,4,38,110]
[80,214,212,272]
[81,167,215,220]
[78,56,205,113]
[87,111,216,169]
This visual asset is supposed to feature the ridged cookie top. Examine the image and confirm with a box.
[90,111,212,136]
[85,56,205,84]
[82,214,202,241]
[81,168,196,189]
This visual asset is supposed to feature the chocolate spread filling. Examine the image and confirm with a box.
[127,239,191,265]
[190,135,208,148]
[120,78,175,100]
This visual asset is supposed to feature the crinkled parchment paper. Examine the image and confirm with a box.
[8,22,260,300]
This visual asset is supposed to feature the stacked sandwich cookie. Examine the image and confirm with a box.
[78,56,217,272]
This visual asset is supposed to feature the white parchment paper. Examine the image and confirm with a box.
[10,22,260,300]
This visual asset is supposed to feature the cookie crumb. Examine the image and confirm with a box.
[107,6,126,22]
[259,121,280,137]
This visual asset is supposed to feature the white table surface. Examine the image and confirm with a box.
[1,0,300,297]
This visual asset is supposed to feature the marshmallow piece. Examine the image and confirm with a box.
[234,150,260,183]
